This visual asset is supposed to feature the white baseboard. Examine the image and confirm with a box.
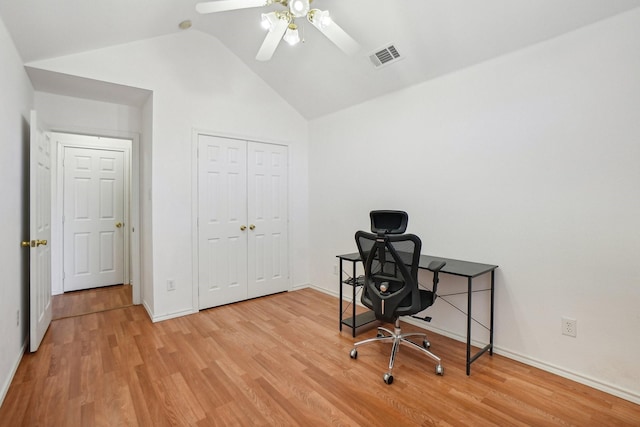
[310,284,640,405]
[150,307,198,323]
[291,283,311,292]
[403,317,640,404]
[308,283,340,299]
[141,299,154,321]
[494,347,640,405]
[0,339,27,408]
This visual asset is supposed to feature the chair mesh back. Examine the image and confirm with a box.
[355,231,422,323]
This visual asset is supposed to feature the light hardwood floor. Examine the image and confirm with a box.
[52,284,133,320]
[1,288,638,426]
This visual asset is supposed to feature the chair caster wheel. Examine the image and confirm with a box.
[423,339,431,349]
[383,373,393,384]
[350,349,358,359]
[435,364,444,375]
[377,332,385,338]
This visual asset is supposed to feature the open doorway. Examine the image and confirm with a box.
[50,132,140,319]
[52,284,132,319]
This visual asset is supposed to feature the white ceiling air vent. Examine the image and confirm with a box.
[369,45,403,69]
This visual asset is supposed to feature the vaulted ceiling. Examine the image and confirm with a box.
[2,0,639,119]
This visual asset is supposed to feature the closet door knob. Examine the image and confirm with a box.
[240,225,247,231]
[249,224,255,230]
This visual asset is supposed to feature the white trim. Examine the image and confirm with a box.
[150,308,199,323]
[494,347,640,405]
[191,129,199,313]
[0,339,27,407]
[142,300,154,322]
[191,127,294,149]
[291,283,310,292]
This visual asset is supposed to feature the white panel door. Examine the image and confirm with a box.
[198,135,248,309]
[247,142,289,298]
[28,110,52,352]
[63,147,125,291]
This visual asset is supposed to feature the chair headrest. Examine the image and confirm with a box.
[370,210,408,235]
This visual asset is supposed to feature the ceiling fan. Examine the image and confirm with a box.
[196,0,360,61]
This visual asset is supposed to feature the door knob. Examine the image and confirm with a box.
[249,224,255,230]
[22,239,47,247]
[240,225,247,231]
[116,222,123,228]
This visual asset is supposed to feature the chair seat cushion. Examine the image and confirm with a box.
[396,289,435,316]
[362,288,436,319]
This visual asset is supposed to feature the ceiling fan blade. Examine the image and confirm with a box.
[310,14,361,56]
[255,18,288,61]
[196,0,268,14]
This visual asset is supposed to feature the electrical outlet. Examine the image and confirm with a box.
[167,279,176,291]
[562,317,577,337]
[16,309,20,326]
[333,265,338,275]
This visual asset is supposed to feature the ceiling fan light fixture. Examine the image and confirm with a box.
[308,9,332,29]
[283,23,300,45]
[289,0,310,18]
[260,12,279,31]
[196,0,360,60]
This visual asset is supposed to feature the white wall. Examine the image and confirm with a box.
[34,92,144,134]
[27,30,310,320]
[309,9,640,402]
[0,16,34,404]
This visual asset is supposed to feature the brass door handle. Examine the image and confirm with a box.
[116,222,123,228]
[249,224,255,230]
[240,225,247,231]
[21,240,47,247]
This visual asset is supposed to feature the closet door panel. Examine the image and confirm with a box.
[198,135,248,309]
[247,142,289,298]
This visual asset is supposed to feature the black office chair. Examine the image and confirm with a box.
[349,211,445,384]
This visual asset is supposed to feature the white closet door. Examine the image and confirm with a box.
[198,135,248,309]
[247,142,289,298]
[63,147,125,291]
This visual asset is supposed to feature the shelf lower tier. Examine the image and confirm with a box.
[341,311,378,332]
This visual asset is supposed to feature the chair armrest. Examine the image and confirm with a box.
[427,260,446,272]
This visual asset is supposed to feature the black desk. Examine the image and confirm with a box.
[337,252,498,375]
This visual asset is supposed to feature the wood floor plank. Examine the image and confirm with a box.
[52,284,133,320]
[1,288,639,426]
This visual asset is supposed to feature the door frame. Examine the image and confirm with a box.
[191,129,292,311]
[51,132,141,305]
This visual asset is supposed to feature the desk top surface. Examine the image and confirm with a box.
[337,252,498,278]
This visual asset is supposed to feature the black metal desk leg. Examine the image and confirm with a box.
[339,258,343,331]
[466,277,472,376]
[489,270,495,355]
[352,261,357,337]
